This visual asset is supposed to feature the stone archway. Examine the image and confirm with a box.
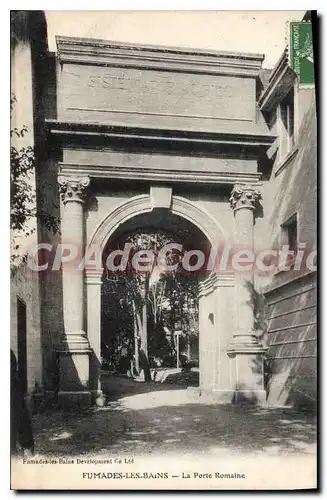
[85,189,227,403]
[58,178,268,407]
[52,34,272,408]
[89,191,225,251]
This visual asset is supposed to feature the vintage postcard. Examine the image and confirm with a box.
[10,9,317,490]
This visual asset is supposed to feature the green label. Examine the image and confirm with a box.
[290,22,314,85]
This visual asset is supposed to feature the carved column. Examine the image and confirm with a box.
[229,183,261,345]
[57,175,91,407]
[228,183,267,404]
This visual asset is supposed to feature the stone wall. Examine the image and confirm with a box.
[262,91,317,408]
[11,262,42,394]
[35,34,317,406]
[264,273,316,408]
[11,13,58,397]
[11,17,43,397]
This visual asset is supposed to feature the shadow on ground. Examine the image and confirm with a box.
[102,371,199,400]
[32,376,316,459]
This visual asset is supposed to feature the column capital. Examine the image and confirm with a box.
[58,175,90,204]
[229,183,262,212]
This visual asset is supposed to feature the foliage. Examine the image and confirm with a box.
[10,95,35,234]
[10,94,60,259]
[101,228,200,366]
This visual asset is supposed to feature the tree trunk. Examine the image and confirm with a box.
[135,301,151,382]
[176,333,180,369]
[186,337,191,359]
[132,301,140,373]
[140,276,149,359]
[141,301,148,358]
[140,297,151,382]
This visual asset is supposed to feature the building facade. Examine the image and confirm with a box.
[259,49,317,408]
[10,12,317,409]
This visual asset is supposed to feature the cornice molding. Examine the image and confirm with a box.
[198,273,235,297]
[46,119,275,149]
[274,147,299,177]
[258,49,296,112]
[59,162,262,186]
[56,36,264,78]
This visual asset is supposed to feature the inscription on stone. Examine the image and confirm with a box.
[87,73,231,99]
[60,65,256,122]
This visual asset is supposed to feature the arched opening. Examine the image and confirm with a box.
[86,193,227,401]
[100,208,212,391]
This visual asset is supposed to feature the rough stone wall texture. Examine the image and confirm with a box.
[262,91,317,408]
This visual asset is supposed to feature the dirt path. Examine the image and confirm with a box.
[32,376,316,459]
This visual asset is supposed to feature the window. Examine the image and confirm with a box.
[278,87,294,160]
[281,213,298,251]
[275,214,299,273]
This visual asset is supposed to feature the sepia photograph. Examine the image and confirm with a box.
[10,8,317,490]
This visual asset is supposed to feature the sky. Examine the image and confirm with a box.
[45,10,305,69]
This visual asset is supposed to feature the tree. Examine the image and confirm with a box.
[101,228,200,375]
[10,94,60,262]
[103,230,177,377]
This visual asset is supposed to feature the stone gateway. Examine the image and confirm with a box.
[11,17,317,411]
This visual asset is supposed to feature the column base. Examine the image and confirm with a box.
[227,338,267,405]
[60,331,90,351]
[227,341,267,355]
[58,390,91,409]
[230,330,261,346]
[231,389,267,405]
[57,347,91,408]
